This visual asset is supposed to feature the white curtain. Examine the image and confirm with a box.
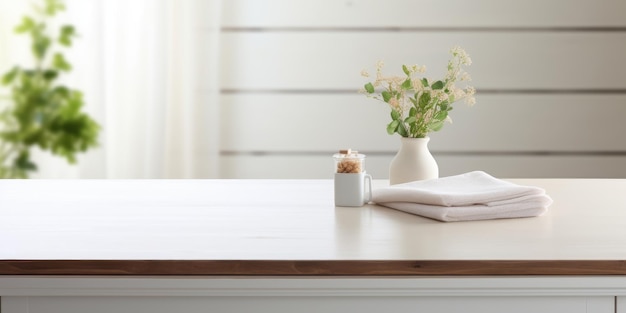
[0,0,222,178]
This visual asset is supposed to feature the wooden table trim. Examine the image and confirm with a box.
[2,260,626,276]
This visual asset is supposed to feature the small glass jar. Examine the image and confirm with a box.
[333,149,366,174]
[333,149,372,206]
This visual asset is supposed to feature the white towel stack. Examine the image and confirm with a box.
[372,171,552,222]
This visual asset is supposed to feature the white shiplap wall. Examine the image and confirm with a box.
[217,0,626,179]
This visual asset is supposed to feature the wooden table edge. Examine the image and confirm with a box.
[1,260,626,276]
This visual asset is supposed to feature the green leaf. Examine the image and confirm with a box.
[52,53,72,71]
[364,82,375,93]
[65,91,84,116]
[409,97,417,106]
[409,107,417,117]
[43,69,58,81]
[391,110,400,120]
[429,120,445,132]
[418,92,431,109]
[402,65,410,75]
[2,67,20,85]
[432,80,444,90]
[387,120,399,135]
[404,116,416,124]
[59,25,75,46]
[45,0,66,16]
[448,94,456,103]
[14,150,37,171]
[53,86,70,97]
[433,111,448,121]
[421,78,429,87]
[382,91,392,102]
[33,36,51,60]
[14,16,35,33]
[401,78,412,90]
[397,123,408,137]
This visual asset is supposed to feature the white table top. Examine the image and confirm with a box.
[1,179,625,275]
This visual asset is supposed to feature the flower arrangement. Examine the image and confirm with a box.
[361,46,475,138]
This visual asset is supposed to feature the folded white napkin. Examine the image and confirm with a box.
[372,171,552,222]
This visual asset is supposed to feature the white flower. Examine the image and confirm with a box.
[461,72,471,81]
[450,46,472,65]
[376,60,385,70]
[466,96,476,106]
[388,97,400,110]
[465,86,476,96]
[450,46,463,56]
[436,90,449,101]
[361,69,370,77]
[453,88,465,99]
[445,70,455,82]
[411,79,424,91]
[392,76,405,84]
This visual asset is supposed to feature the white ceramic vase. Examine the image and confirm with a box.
[389,137,439,185]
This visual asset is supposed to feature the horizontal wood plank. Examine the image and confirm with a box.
[220,94,626,152]
[220,32,626,90]
[2,260,626,276]
[221,0,626,28]
[221,154,626,179]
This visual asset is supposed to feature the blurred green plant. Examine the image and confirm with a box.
[0,0,99,178]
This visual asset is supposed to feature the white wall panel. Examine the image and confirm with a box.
[222,0,626,28]
[221,154,626,179]
[220,94,626,152]
[220,32,626,90]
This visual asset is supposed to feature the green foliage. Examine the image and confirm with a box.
[0,0,99,178]
[402,65,410,75]
[431,80,444,90]
[401,78,412,90]
[381,91,392,103]
[364,82,375,94]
